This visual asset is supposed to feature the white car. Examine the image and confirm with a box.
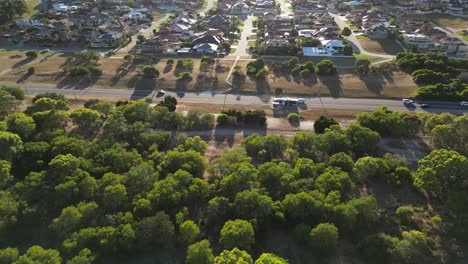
[157,90,166,96]
[297,98,306,105]
[460,101,468,107]
[402,99,413,104]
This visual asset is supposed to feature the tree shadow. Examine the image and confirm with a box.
[302,74,318,87]
[213,124,239,148]
[56,74,99,90]
[175,78,191,91]
[255,79,270,95]
[318,74,343,97]
[359,74,385,96]
[16,71,33,83]
[130,77,156,100]
[12,57,34,69]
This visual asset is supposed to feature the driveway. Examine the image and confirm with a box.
[231,15,253,57]
[329,12,396,60]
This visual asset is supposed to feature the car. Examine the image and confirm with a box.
[297,98,306,105]
[460,101,468,107]
[419,104,430,108]
[41,49,50,53]
[402,99,413,104]
[156,90,166,97]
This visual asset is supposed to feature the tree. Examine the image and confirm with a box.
[308,223,338,256]
[0,131,23,161]
[359,233,401,264]
[316,60,337,75]
[341,27,352,36]
[180,220,200,244]
[14,245,61,264]
[26,50,38,59]
[282,191,325,222]
[343,44,353,56]
[355,59,371,75]
[70,108,101,133]
[66,248,95,264]
[315,167,355,196]
[0,247,19,264]
[0,0,27,24]
[0,85,24,100]
[345,124,381,156]
[329,152,354,172]
[234,190,274,221]
[314,116,338,134]
[413,149,468,199]
[136,212,175,247]
[219,219,255,249]
[0,191,18,225]
[6,113,36,139]
[50,206,83,237]
[354,156,389,181]
[255,253,288,264]
[142,65,159,78]
[399,230,428,263]
[157,95,178,112]
[165,150,207,177]
[214,248,253,264]
[103,184,128,211]
[0,90,20,118]
[186,240,214,264]
[431,125,460,151]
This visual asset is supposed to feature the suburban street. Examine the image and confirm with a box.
[16,83,468,114]
[231,16,253,57]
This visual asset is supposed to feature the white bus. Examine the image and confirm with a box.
[272,97,305,108]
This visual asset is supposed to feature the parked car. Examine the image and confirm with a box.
[402,99,413,104]
[460,101,468,107]
[157,90,166,97]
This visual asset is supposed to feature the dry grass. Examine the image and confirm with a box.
[0,51,416,99]
[429,13,468,30]
[358,39,404,55]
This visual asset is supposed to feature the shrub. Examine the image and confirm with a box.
[246,65,257,75]
[287,113,301,123]
[255,69,269,79]
[176,59,194,70]
[178,72,193,80]
[275,88,283,95]
[142,65,160,78]
[167,59,174,65]
[1,85,25,100]
[291,66,301,75]
[411,69,449,84]
[396,206,414,224]
[67,66,89,76]
[216,114,229,126]
[299,69,311,78]
[87,65,102,76]
[26,50,38,58]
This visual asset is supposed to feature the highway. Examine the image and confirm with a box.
[18,83,468,114]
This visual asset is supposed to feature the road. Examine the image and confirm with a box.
[277,0,293,15]
[17,83,468,114]
[329,12,396,60]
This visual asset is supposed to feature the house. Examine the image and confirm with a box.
[302,39,345,56]
[321,39,344,53]
[192,35,225,45]
[230,2,250,15]
[90,31,123,48]
[265,33,290,48]
[16,19,45,28]
[434,37,466,54]
[417,26,447,40]
[396,13,427,33]
[204,15,231,31]
[403,33,432,50]
[193,43,219,54]
[264,12,277,21]
[366,24,390,39]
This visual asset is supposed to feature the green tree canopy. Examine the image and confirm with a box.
[219,219,255,250]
